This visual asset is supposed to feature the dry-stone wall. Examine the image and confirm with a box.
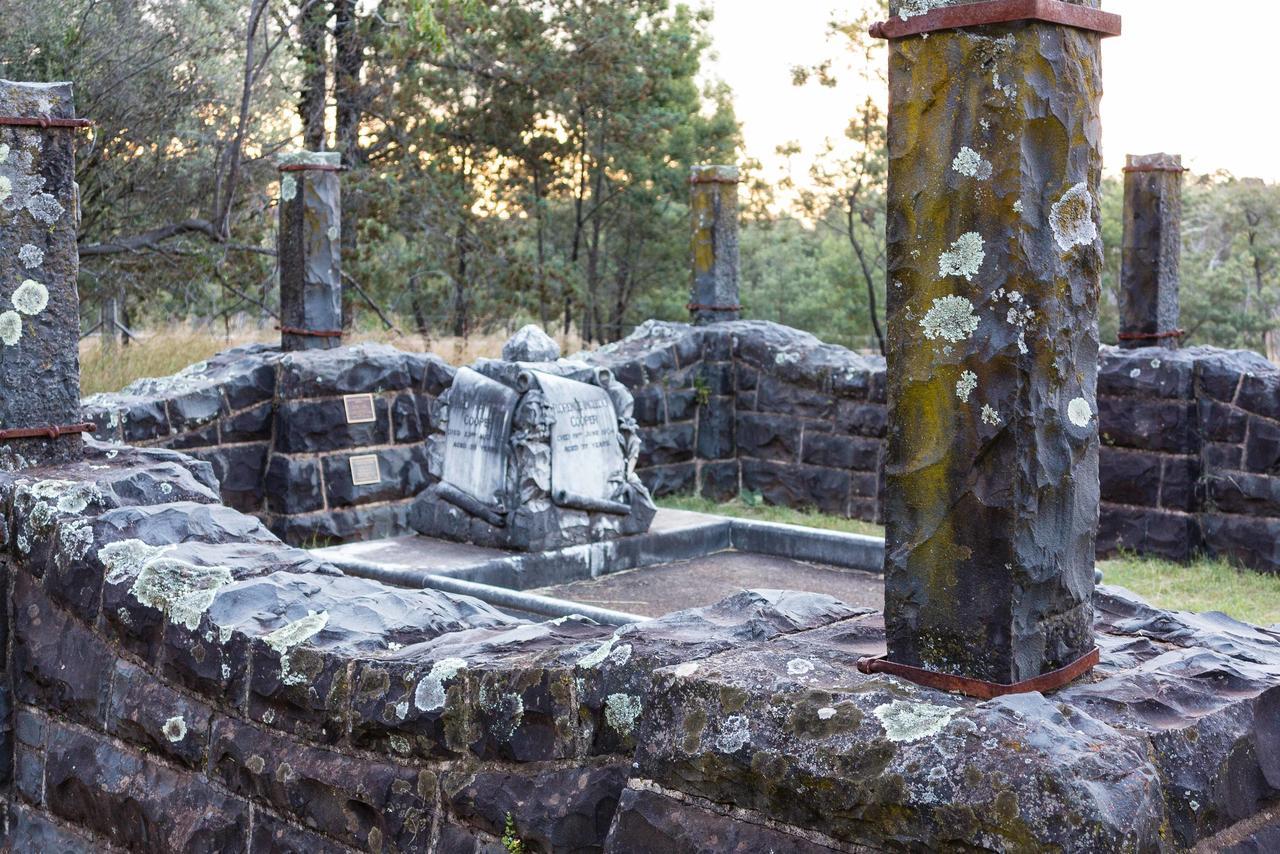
[81,322,1280,573]
[1,441,1278,851]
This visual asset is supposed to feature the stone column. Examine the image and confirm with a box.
[881,2,1106,684]
[1120,153,1182,349]
[689,165,740,324]
[277,151,342,351]
[0,81,87,466]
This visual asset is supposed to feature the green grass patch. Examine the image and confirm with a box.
[658,494,885,538]
[659,496,1280,626]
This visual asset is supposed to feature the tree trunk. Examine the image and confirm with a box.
[334,0,364,330]
[299,0,329,151]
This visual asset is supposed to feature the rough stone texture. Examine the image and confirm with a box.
[277,151,342,352]
[689,165,741,324]
[2,441,1279,851]
[880,7,1105,681]
[1121,153,1183,349]
[0,81,84,468]
[501,324,561,363]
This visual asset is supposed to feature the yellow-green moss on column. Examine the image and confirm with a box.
[689,165,740,325]
[882,1,1104,683]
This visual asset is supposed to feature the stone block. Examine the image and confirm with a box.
[221,402,273,443]
[321,445,430,509]
[421,355,458,396]
[392,392,424,443]
[1098,347,1195,399]
[278,343,416,398]
[630,385,664,426]
[1160,456,1199,512]
[735,413,799,462]
[696,362,734,396]
[7,802,104,853]
[208,715,435,850]
[1244,417,1280,474]
[1237,372,1280,421]
[734,363,758,393]
[273,502,413,547]
[700,461,740,502]
[1202,515,1280,574]
[1099,397,1197,454]
[1098,505,1200,563]
[222,360,279,410]
[1205,442,1244,471]
[105,659,212,770]
[673,328,704,367]
[802,433,880,472]
[1207,472,1280,519]
[639,464,696,498]
[15,742,43,805]
[1200,400,1248,443]
[756,376,836,419]
[167,422,219,450]
[274,397,389,453]
[1099,448,1161,507]
[45,723,249,852]
[665,387,699,423]
[696,398,735,460]
[120,399,170,443]
[741,460,849,516]
[250,811,351,854]
[702,329,733,361]
[167,387,228,434]
[264,454,325,515]
[638,424,695,467]
[834,400,887,438]
[191,444,268,512]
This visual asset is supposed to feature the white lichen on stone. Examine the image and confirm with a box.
[99,539,170,585]
[898,0,944,19]
[54,482,100,515]
[413,657,468,712]
[26,193,63,224]
[577,635,620,668]
[951,147,992,180]
[981,404,1002,426]
[327,225,339,241]
[160,482,173,496]
[717,715,751,753]
[955,370,978,403]
[263,610,328,655]
[673,662,699,678]
[920,295,980,343]
[1151,359,1162,369]
[130,557,233,630]
[0,310,21,346]
[937,232,985,281]
[1068,397,1094,428]
[605,693,643,734]
[992,71,1017,99]
[0,143,9,162]
[0,175,10,204]
[59,518,94,561]
[786,658,815,676]
[162,715,187,742]
[817,707,837,721]
[873,700,958,743]
[280,174,297,202]
[394,700,409,720]
[1050,182,1098,252]
[18,244,43,269]
[1013,199,1024,214]
[12,280,49,315]
[1129,368,1141,379]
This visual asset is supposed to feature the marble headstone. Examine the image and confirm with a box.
[441,367,518,508]
[534,371,628,509]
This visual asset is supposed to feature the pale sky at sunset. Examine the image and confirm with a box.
[705,0,1280,188]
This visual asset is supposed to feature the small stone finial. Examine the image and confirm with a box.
[689,164,741,326]
[502,324,561,363]
[1120,153,1183,350]
[277,150,343,352]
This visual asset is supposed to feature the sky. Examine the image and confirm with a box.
[704,0,1280,190]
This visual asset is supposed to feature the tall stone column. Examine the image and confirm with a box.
[689,165,740,324]
[1120,153,1182,349]
[278,151,342,351]
[880,2,1114,685]
[0,81,90,467]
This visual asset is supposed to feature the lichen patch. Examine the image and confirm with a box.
[952,147,992,180]
[1050,182,1098,252]
[130,558,233,630]
[717,715,751,753]
[263,610,329,655]
[17,244,43,269]
[163,716,187,742]
[414,657,468,712]
[955,371,978,402]
[786,658,815,676]
[0,175,10,204]
[99,539,171,585]
[12,280,49,316]
[605,693,643,734]
[26,192,63,224]
[873,700,958,743]
[280,174,297,202]
[1068,397,1094,428]
[0,310,21,346]
[981,404,1002,426]
[938,232,985,281]
[920,295,980,343]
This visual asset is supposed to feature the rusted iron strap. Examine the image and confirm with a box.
[689,175,739,185]
[0,115,93,129]
[687,303,742,313]
[871,0,1122,40]
[0,421,97,442]
[856,647,1100,699]
[1118,328,1185,341]
[1123,165,1188,174]
[277,325,343,338]
[278,163,345,173]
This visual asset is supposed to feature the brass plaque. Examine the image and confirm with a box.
[343,393,377,424]
[349,454,382,487]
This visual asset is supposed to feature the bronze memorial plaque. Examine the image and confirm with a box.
[349,454,382,486]
[343,393,378,424]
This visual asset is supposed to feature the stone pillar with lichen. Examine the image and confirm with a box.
[0,81,85,467]
[277,151,342,352]
[881,1,1106,684]
[1120,153,1182,350]
[689,165,741,325]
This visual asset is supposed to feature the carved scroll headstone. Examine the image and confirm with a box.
[441,367,518,515]
[531,371,629,513]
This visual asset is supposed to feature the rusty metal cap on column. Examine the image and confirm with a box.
[871,0,1122,40]
[690,165,740,185]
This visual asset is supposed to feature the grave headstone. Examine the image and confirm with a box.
[878,0,1114,687]
[0,80,90,467]
[277,151,342,352]
[534,371,629,512]
[1120,152,1183,350]
[439,366,519,518]
[689,165,740,325]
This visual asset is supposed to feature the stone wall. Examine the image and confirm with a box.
[1,443,1277,851]
[82,322,1280,573]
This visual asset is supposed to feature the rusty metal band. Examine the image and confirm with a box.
[1123,165,1188,174]
[687,303,742,313]
[0,115,94,129]
[689,176,740,186]
[871,0,1122,40]
[0,421,97,442]
[277,325,343,338]
[278,163,345,173]
[856,646,1100,699]
[1118,328,1185,342]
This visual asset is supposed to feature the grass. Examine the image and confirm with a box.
[79,322,583,397]
[658,496,1280,626]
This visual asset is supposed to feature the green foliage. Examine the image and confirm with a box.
[501,813,524,854]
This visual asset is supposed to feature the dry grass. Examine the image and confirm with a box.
[79,322,585,396]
